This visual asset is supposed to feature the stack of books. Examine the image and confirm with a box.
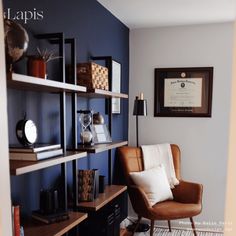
[9,144,63,161]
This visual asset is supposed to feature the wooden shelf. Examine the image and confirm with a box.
[76,141,128,153]
[7,73,87,93]
[77,88,128,98]
[10,151,87,175]
[7,74,130,100]
[23,211,87,236]
[77,185,127,212]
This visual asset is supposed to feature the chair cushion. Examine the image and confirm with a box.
[150,200,202,220]
[130,165,173,206]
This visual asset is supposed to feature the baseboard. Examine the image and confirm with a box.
[125,216,224,234]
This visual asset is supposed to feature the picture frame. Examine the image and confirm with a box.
[111,60,121,114]
[154,67,213,117]
[90,124,112,144]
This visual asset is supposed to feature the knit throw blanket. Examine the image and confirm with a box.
[141,143,179,188]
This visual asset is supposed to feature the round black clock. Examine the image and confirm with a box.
[16,118,38,146]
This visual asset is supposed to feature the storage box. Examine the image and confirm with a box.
[77,62,109,91]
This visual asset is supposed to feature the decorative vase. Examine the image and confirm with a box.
[27,57,47,79]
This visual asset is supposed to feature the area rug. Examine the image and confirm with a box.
[133,227,223,235]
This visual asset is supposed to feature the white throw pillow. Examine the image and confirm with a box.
[129,165,173,206]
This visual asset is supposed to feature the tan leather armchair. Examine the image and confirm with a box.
[117,144,203,236]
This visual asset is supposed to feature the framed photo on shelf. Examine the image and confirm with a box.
[90,124,112,144]
[154,67,213,117]
[111,60,121,114]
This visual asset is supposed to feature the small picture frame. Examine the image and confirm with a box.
[90,124,112,144]
[112,60,121,114]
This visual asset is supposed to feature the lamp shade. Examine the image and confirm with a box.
[133,98,147,116]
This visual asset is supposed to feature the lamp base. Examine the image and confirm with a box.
[126,222,150,232]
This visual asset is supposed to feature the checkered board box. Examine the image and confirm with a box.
[77,62,109,91]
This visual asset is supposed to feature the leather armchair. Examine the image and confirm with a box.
[117,144,203,236]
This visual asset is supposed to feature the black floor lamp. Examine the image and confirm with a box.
[133,93,147,147]
[128,93,149,233]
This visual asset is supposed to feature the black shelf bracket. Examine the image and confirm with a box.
[65,38,79,210]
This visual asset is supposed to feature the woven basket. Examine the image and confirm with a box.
[77,62,109,91]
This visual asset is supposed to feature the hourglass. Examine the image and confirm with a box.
[78,110,94,146]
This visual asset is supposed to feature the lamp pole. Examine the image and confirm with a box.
[130,94,149,233]
[136,114,139,147]
[135,96,139,147]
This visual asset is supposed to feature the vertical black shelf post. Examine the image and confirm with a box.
[106,58,113,185]
[90,56,113,185]
[36,33,68,211]
[65,38,78,209]
[65,36,78,236]
[58,33,67,211]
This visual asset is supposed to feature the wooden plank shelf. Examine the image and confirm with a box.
[7,73,87,93]
[77,185,127,212]
[76,141,128,153]
[10,151,87,175]
[23,211,88,236]
[7,74,130,100]
[77,88,128,99]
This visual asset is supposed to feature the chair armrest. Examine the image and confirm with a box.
[128,185,152,216]
[172,180,203,204]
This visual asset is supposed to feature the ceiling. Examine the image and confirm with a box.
[97,0,236,29]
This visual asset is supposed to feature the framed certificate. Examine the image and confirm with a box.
[154,67,213,117]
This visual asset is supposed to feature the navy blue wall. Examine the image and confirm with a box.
[3,0,129,215]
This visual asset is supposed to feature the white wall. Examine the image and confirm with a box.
[0,0,13,235]
[129,23,234,230]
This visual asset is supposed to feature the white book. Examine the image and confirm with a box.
[9,144,61,153]
[9,149,63,161]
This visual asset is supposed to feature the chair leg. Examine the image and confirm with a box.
[168,220,172,232]
[190,217,197,236]
[131,216,142,235]
[150,220,154,236]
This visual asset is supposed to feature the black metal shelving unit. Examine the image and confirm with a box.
[71,55,129,235]
[8,33,129,236]
[7,32,88,236]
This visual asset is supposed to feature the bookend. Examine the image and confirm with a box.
[31,189,69,224]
